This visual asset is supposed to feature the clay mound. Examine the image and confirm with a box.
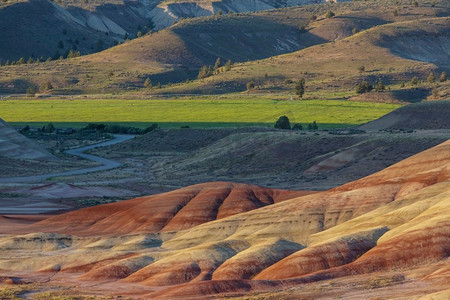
[359,100,450,131]
[0,118,55,160]
[28,182,311,236]
[1,140,449,299]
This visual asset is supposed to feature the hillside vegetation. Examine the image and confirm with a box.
[0,0,448,98]
[0,0,321,63]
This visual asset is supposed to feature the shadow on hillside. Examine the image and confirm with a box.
[171,15,329,65]
[392,88,431,103]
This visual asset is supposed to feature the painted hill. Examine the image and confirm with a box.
[0,139,449,299]
[0,118,55,160]
[27,182,313,236]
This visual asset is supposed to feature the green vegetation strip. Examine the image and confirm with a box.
[0,99,401,128]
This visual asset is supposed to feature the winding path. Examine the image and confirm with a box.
[0,134,134,183]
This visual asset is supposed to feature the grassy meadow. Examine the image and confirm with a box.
[0,98,401,129]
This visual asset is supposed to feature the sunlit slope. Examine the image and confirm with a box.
[174,17,449,94]
[0,140,449,299]
[26,182,312,236]
[0,1,447,94]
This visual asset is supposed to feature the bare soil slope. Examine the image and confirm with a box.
[360,100,450,130]
[0,140,449,299]
[0,118,55,160]
[25,182,312,236]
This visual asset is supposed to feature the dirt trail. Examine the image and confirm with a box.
[0,134,134,184]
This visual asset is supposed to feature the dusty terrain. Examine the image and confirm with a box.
[0,137,449,299]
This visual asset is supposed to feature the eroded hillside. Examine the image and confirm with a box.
[0,139,449,299]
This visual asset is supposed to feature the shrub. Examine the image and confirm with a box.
[274,116,291,130]
[356,81,373,94]
[439,71,447,82]
[427,72,435,83]
[292,123,303,130]
[246,81,255,90]
[326,11,335,18]
[393,9,398,16]
[358,65,365,73]
[45,123,55,133]
[39,81,53,92]
[26,86,37,97]
[308,121,318,130]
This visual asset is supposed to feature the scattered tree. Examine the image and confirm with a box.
[439,71,447,82]
[310,15,317,21]
[274,116,291,130]
[413,1,418,7]
[214,58,221,70]
[410,76,419,85]
[16,57,25,65]
[225,60,232,71]
[137,31,143,38]
[216,9,223,15]
[295,78,306,98]
[299,25,306,33]
[198,65,213,79]
[144,77,152,88]
[246,81,255,91]
[374,80,385,92]
[393,9,398,16]
[356,80,373,94]
[358,65,365,73]
[427,72,435,83]
[352,27,358,35]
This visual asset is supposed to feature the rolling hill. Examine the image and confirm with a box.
[0,138,449,299]
[0,0,319,63]
[0,0,448,95]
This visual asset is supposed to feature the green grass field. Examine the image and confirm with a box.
[0,99,401,129]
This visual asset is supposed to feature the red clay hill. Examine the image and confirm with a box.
[0,140,449,299]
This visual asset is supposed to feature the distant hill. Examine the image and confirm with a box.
[0,0,318,63]
[0,0,447,95]
[360,100,450,130]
